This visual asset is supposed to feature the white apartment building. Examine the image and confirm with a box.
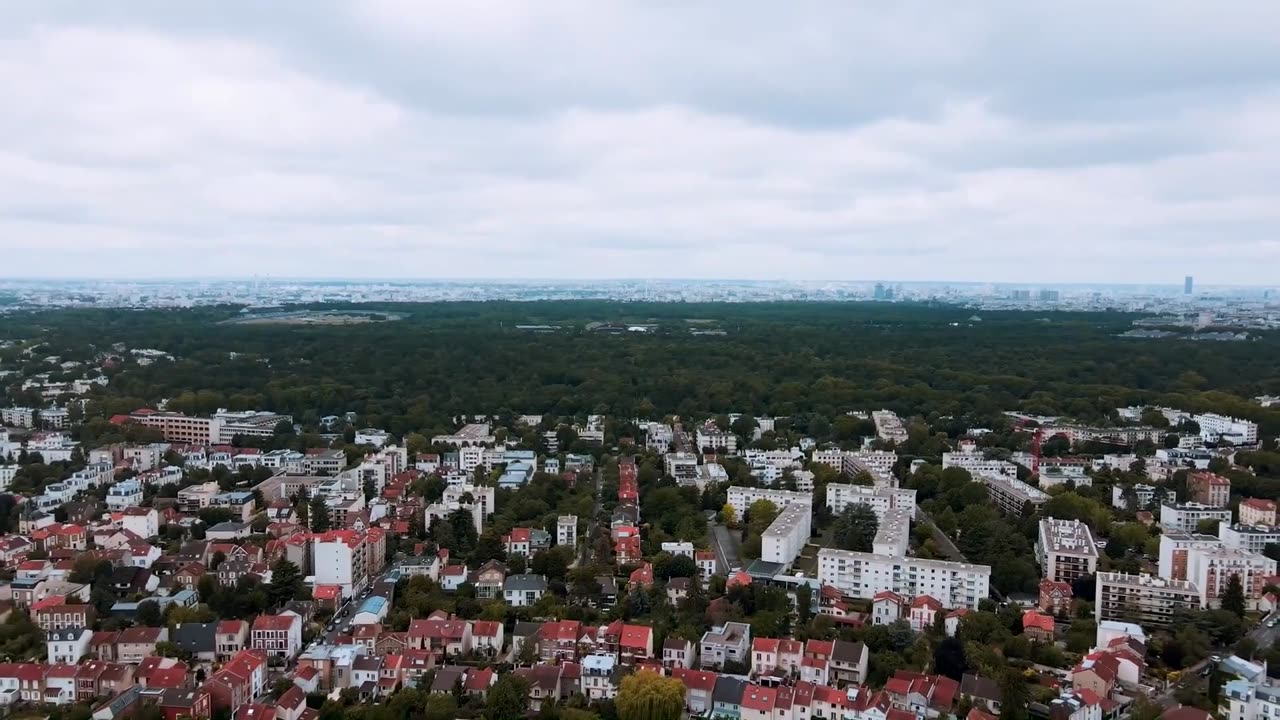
[726,486,812,517]
[811,449,846,472]
[106,480,144,511]
[1238,499,1278,528]
[1194,413,1258,445]
[942,447,1019,479]
[432,423,496,447]
[826,484,917,519]
[1111,484,1163,510]
[978,473,1050,516]
[0,466,16,491]
[1,407,36,427]
[818,548,991,610]
[1219,523,1280,555]
[1095,572,1202,627]
[661,542,695,561]
[852,450,899,477]
[1222,679,1280,720]
[312,531,369,599]
[873,509,911,557]
[871,410,908,443]
[1036,518,1099,584]
[1160,503,1233,532]
[1186,546,1277,610]
[557,516,578,548]
[215,410,292,444]
[664,453,699,483]
[1158,530,1222,581]
[644,423,675,452]
[761,504,812,567]
[696,426,737,454]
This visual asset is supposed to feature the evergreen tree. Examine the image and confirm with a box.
[268,558,304,609]
[309,494,331,532]
[1222,573,1247,617]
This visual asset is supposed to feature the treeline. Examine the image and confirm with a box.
[3,302,1279,439]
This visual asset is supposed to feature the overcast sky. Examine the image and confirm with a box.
[3,2,1279,283]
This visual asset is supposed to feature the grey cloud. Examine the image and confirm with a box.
[0,1,1278,282]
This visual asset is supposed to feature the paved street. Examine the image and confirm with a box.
[581,466,603,566]
[318,562,401,645]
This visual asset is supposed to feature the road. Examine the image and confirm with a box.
[318,561,402,645]
[581,466,603,566]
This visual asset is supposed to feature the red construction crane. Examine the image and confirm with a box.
[1031,427,1045,476]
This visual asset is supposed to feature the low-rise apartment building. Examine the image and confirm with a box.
[818,548,991,610]
[1095,572,1201,627]
[1160,503,1233,532]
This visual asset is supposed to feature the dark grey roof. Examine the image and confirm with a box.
[513,621,542,638]
[503,574,548,592]
[596,576,619,595]
[430,667,466,693]
[712,676,747,705]
[49,626,88,641]
[960,674,1001,702]
[831,639,866,664]
[172,622,217,653]
[207,521,250,532]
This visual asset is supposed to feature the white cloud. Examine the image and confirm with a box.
[0,3,1278,282]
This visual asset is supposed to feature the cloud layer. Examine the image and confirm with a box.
[2,1,1279,283]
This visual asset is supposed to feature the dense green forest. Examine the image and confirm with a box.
[3,302,1279,437]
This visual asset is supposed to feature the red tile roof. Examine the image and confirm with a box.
[673,668,718,692]
[741,685,778,712]
[1022,610,1055,633]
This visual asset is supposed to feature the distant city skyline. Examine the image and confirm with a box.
[2,3,1279,281]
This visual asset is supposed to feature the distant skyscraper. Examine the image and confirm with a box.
[1184,276,1193,295]
[873,283,886,300]
[1038,289,1060,302]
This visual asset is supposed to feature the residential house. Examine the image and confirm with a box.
[156,687,213,720]
[216,621,250,661]
[473,561,507,600]
[884,671,959,719]
[701,622,751,670]
[503,574,548,607]
[1040,580,1074,616]
[134,657,189,690]
[540,620,590,662]
[601,621,654,664]
[48,627,92,664]
[959,674,1002,715]
[1022,610,1055,644]
[751,638,803,679]
[909,596,943,633]
[115,627,168,663]
[204,650,267,713]
[712,675,748,720]
[1071,654,1120,700]
[830,640,869,686]
[251,614,302,659]
[675,668,719,714]
[406,617,472,661]
[172,623,218,663]
[35,601,96,632]
[872,591,905,626]
[581,653,621,701]
[944,609,969,638]
[471,620,504,659]
[664,637,696,671]
[516,665,565,712]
